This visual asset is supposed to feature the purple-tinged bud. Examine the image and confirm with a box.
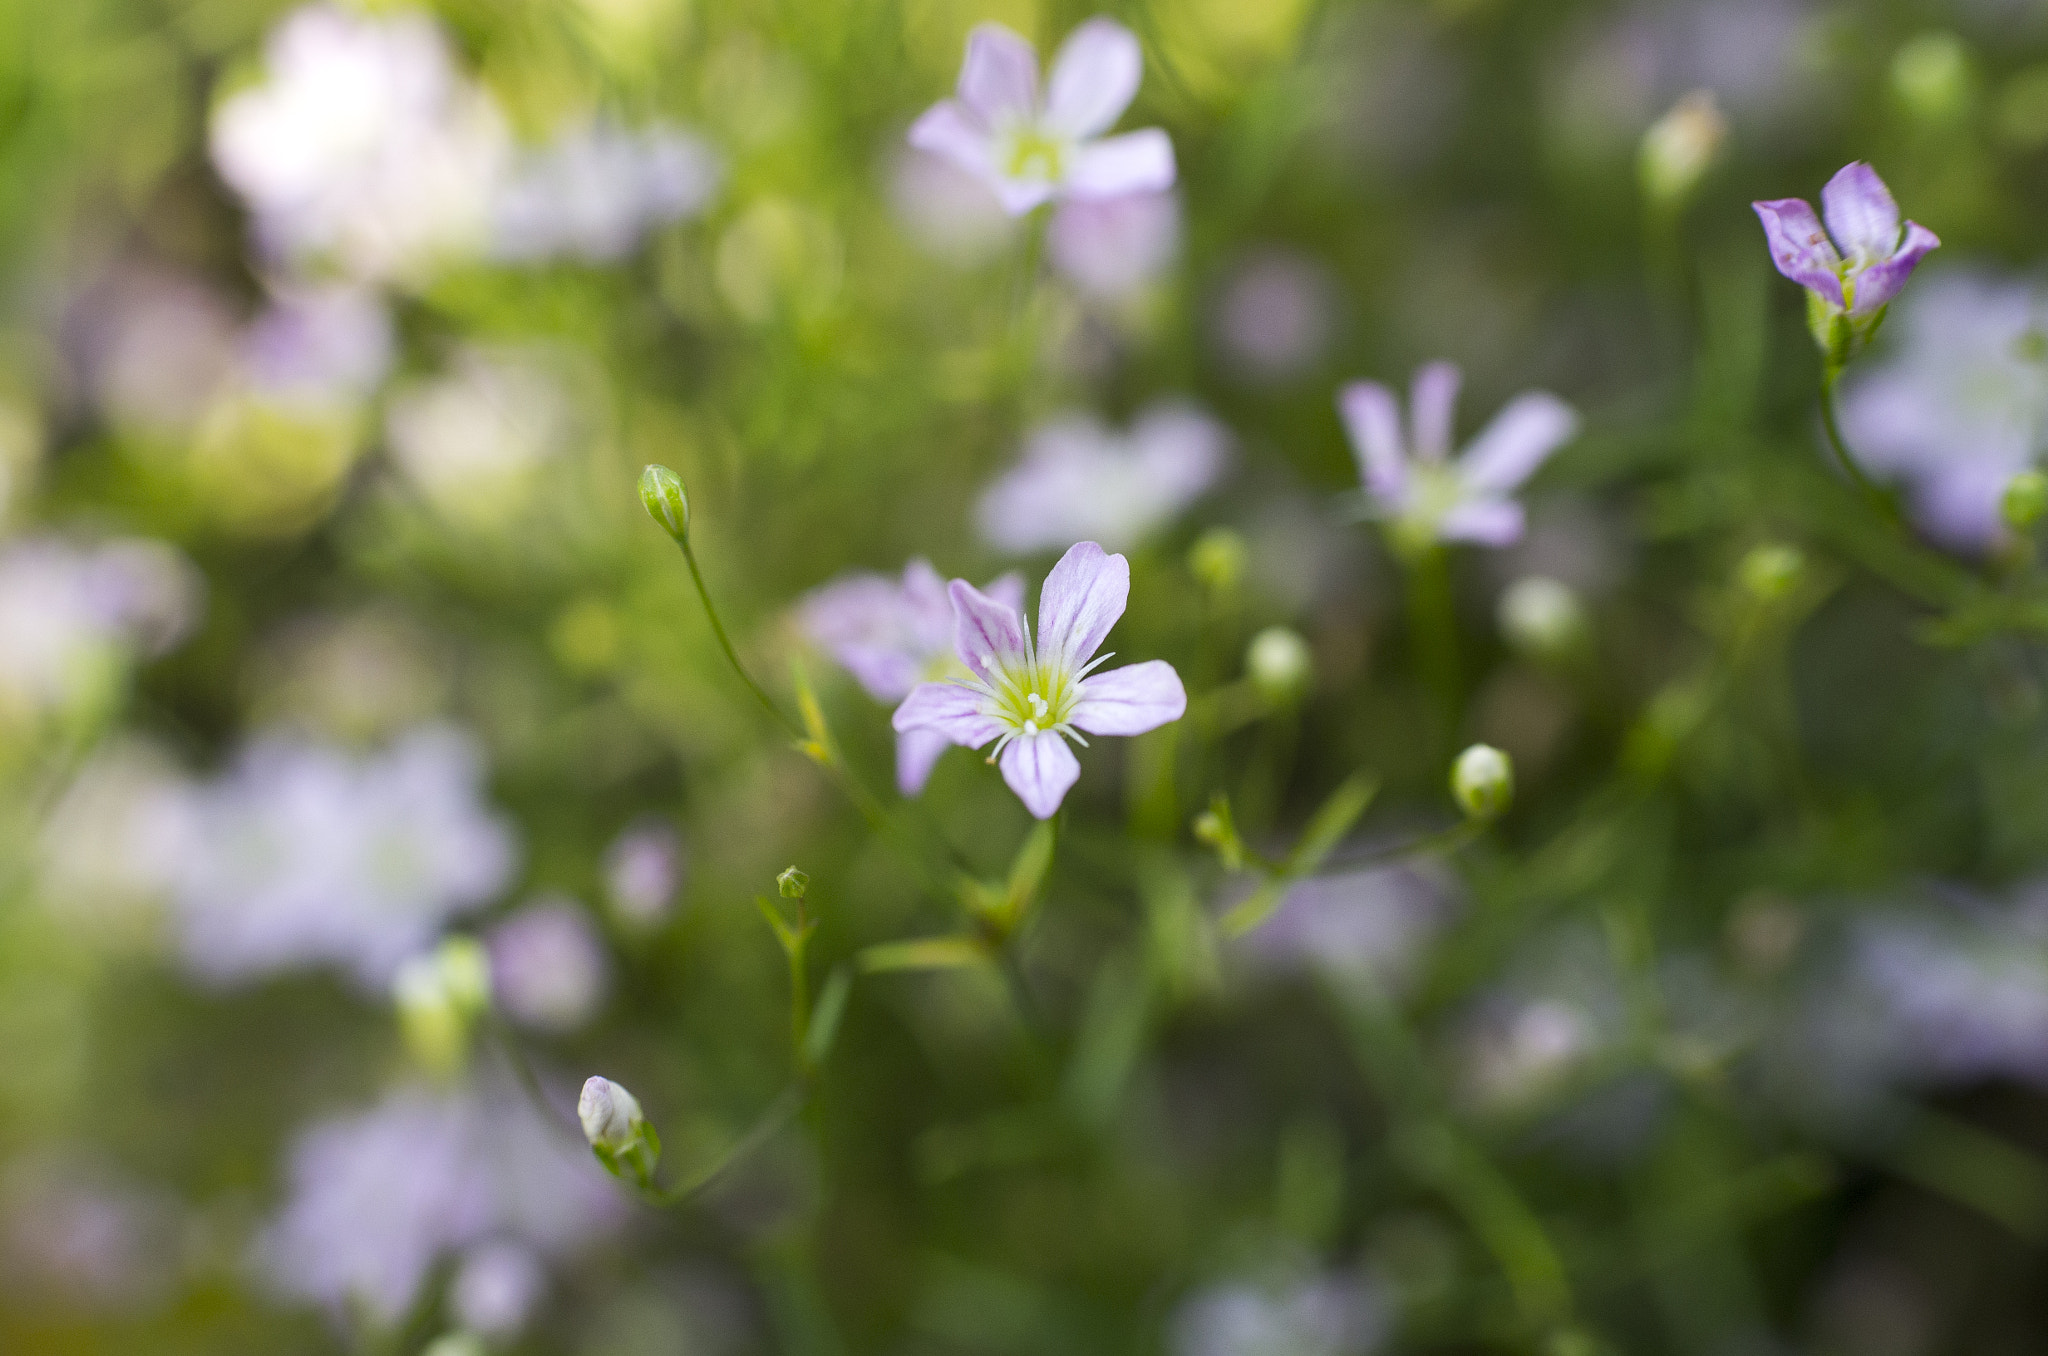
[578,1075,661,1186]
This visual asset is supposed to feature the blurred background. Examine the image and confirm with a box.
[5,0,2048,1352]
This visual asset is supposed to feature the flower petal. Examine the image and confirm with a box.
[1338,381,1407,502]
[1409,362,1461,462]
[999,731,1081,818]
[1753,197,1845,307]
[957,23,1039,124]
[892,681,1002,748]
[1458,392,1577,494]
[1072,659,1186,735]
[1437,498,1525,547]
[1821,161,1901,262]
[1036,540,1129,672]
[799,572,922,701]
[896,727,952,795]
[1064,129,1176,199]
[909,102,996,181]
[1848,220,1939,316]
[1043,18,1142,140]
[949,578,1027,682]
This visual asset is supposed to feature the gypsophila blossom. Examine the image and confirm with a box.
[170,724,516,990]
[210,4,509,283]
[892,542,1186,818]
[1339,362,1578,554]
[1047,190,1181,301]
[801,559,1024,793]
[1753,162,1939,366]
[1235,866,1449,992]
[601,821,684,928]
[450,1240,546,1338]
[384,346,573,526]
[0,536,202,724]
[1171,1274,1388,1356]
[491,118,721,264]
[486,898,609,1033]
[908,18,1174,216]
[1211,250,1338,384]
[259,1080,622,1327]
[237,283,394,412]
[1837,270,2048,550]
[976,403,1230,555]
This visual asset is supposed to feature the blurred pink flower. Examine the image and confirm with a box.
[1338,363,1577,552]
[492,119,721,263]
[800,559,1023,793]
[602,820,684,928]
[893,542,1185,818]
[487,897,609,1032]
[976,403,1229,554]
[1048,190,1180,300]
[1211,250,1338,383]
[0,536,201,719]
[909,18,1174,216]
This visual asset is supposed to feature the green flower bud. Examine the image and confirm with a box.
[1738,543,1805,602]
[393,936,493,1077]
[1892,32,1973,125]
[2003,470,2048,531]
[1188,527,1248,596]
[1451,744,1513,821]
[639,464,690,541]
[1246,626,1313,703]
[1639,89,1726,210]
[422,1335,487,1356]
[1498,576,1587,660]
[777,865,809,899]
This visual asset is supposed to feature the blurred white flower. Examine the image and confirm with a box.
[888,148,1017,264]
[385,346,574,526]
[1172,1274,1387,1356]
[238,283,395,412]
[1838,270,2048,550]
[171,724,517,990]
[976,402,1230,554]
[492,118,720,263]
[1211,251,1338,384]
[487,898,609,1032]
[451,1239,547,1338]
[260,1080,623,1326]
[1235,866,1449,992]
[68,268,238,437]
[1047,190,1181,301]
[602,821,684,929]
[211,3,510,283]
[0,536,202,723]
[37,737,196,937]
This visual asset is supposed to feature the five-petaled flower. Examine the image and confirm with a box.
[892,542,1186,818]
[1338,363,1578,556]
[1753,162,1939,370]
[908,18,1174,217]
[800,559,1023,795]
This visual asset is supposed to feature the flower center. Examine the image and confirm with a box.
[1004,127,1066,183]
[1392,461,1467,555]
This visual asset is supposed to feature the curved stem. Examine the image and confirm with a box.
[1818,377,1895,519]
[649,1081,808,1206]
[674,533,804,743]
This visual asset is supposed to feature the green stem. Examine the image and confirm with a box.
[1404,546,1461,746]
[674,533,804,742]
[648,1081,808,1207]
[789,903,810,1063]
[1818,376,1894,519]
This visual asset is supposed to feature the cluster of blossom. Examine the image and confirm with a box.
[0,535,201,727]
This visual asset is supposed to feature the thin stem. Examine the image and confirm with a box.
[789,900,810,1062]
[1404,546,1461,748]
[647,1081,808,1206]
[674,533,804,742]
[1818,376,1894,519]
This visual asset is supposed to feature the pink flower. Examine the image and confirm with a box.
[801,559,1023,794]
[908,18,1174,216]
[1753,162,1938,363]
[892,542,1186,818]
[1338,362,1577,554]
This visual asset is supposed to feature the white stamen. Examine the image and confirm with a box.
[1023,720,1039,736]
[1027,692,1048,719]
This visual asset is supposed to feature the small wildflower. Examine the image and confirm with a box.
[1753,162,1940,371]
[909,18,1174,216]
[892,541,1187,818]
[976,403,1230,555]
[1339,363,1578,556]
[800,559,1024,793]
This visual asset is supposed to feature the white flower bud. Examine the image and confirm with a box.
[1451,744,1513,821]
[1639,90,1726,209]
[1246,626,1312,703]
[577,1075,644,1151]
[1497,576,1586,660]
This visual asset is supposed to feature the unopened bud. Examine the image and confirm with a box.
[639,464,689,541]
[393,936,493,1076]
[2003,470,2048,531]
[777,865,809,899]
[579,1075,660,1185]
[1738,543,1804,602]
[1498,576,1586,659]
[1451,744,1513,821]
[1188,527,1248,596]
[1246,626,1312,702]
[1639,90,1726,209]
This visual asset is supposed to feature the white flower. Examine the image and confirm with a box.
[1339,362,1578,554]
[492,118,721,263]
[1172,1274,1388,1356]
[170,724,517,990]
[260,1081,622,1325]
[0,536,202,722]
[1047,190,1181,300]
[976,402,1230,554]
[237,283,395,412]
[909,18,1174,216]
[1838,270,2048,550]
[384,346,574,526]
[211,4,510,282]
[486,898,610,1033]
